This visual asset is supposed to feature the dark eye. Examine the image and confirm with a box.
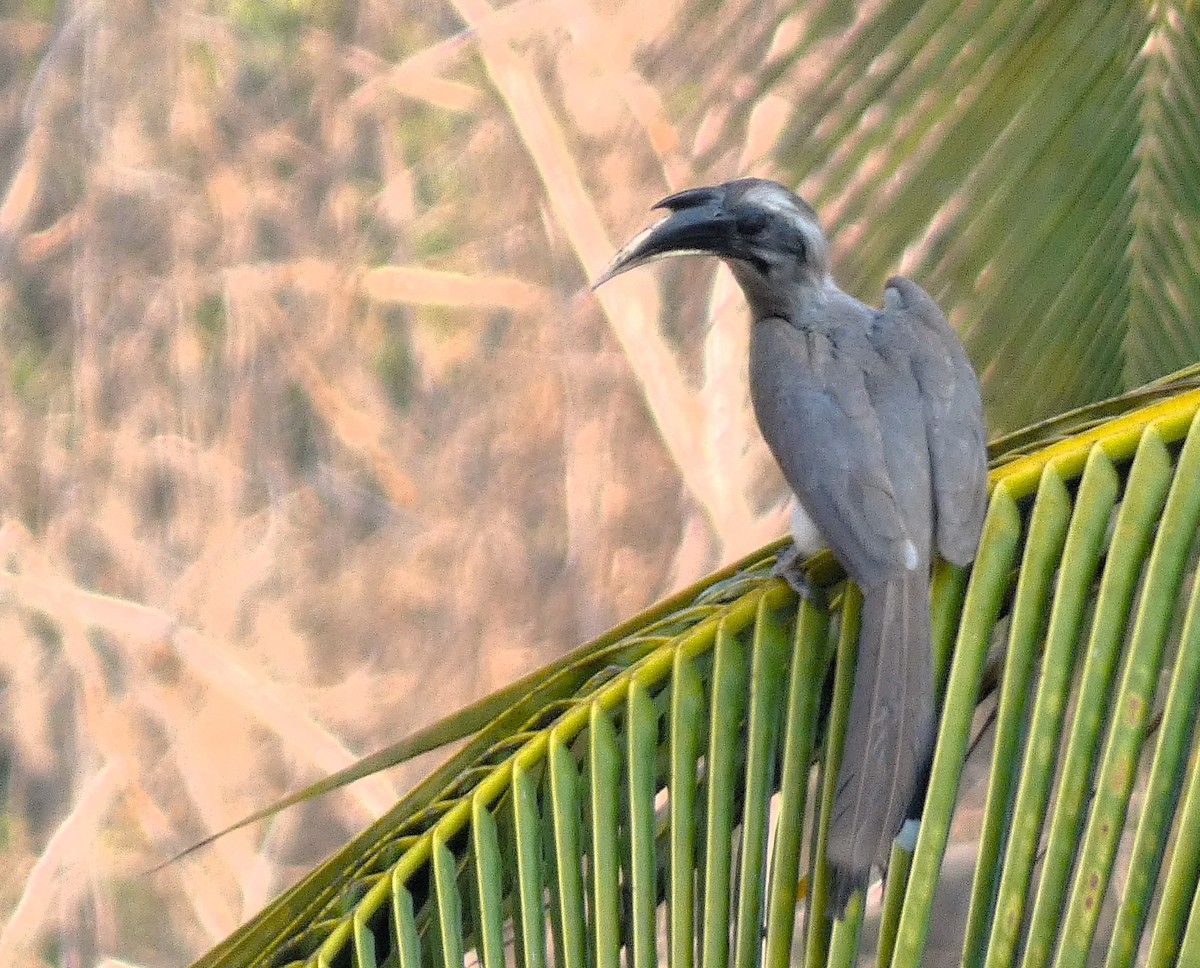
[734,208,769,236]
[784,230,807,261]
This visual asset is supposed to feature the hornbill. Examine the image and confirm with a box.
[594,178,987,915]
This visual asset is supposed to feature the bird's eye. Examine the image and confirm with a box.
[734,208,769,236]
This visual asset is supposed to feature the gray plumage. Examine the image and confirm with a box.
[595,178,987,917]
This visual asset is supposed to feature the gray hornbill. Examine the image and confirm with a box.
[594,178,987,915]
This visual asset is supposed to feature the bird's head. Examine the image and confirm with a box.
[593,178,832,316]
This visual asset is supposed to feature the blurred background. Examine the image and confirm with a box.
[0,0,1196,964]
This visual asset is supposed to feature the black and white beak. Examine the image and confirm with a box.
[592,186,736,288]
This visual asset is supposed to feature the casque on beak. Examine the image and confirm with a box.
[592,186,732,289]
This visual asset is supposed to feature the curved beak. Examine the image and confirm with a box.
[592,186,732,289]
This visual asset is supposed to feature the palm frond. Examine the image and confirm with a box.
[189,372,1200,967]
[758,1,1200,434]
[1125,2,1200,387]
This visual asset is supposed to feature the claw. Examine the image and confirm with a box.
[770,544,823,603]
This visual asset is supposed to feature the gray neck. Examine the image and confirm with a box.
[729,262,841,323]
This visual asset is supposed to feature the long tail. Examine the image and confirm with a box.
[827,567,935,915]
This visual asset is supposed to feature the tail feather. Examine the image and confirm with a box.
[826,568,934,916]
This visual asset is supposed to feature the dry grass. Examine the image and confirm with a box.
[0,0,813,963]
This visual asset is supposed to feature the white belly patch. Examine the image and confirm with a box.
[789,500,828,557]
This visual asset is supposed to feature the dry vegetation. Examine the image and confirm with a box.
[0,0,818,963]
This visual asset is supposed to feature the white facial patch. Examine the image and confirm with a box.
[740,184,820,235]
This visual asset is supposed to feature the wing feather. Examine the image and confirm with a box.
[883,277,988,566]
[749,315,912,588]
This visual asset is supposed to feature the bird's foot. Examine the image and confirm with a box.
[770,544,823,603]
